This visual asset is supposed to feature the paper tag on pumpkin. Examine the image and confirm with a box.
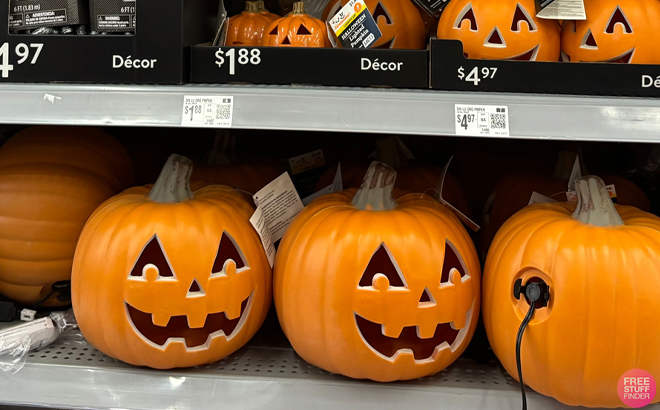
[567,155,582,192]
[436,157,480,232]
[566,184,617,201]
[535,0,586,20]
[253,172,304,242]
[302,163,343,205]
[529,191,558,205]
[289,149,325,175]
[249,203,276,268]
[328,0,382,48]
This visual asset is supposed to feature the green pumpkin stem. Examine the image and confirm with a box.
[245,1,259,13]
[290,1,306,15]
[572,175,623,227]
[352,161,397,211]
[149,154,194,203]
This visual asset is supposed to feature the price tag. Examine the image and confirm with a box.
[181,95,233,127]
[215,48,261,76]
[457,66,498,86]
[0,42,44,79]
[455,104,510,137]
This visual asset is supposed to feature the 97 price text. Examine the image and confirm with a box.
[0,42,44,78]
[457,66,498,86]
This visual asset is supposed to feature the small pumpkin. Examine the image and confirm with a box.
[275,162,480,381]
[0,126,132,306]
[72,155,271,369]
[322,0,426,49]
[561,0,660,64]
[226,1,275,46]
[255,0,280,22]
[262,2,330,47]
[480,151,651,258]
[483,175,660,407]
[437,0,560,61]
[191,134,284,195]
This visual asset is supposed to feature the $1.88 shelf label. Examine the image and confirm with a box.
[215,48,261,75]
[181,96,234,127]
[455,104,509,137]
[0,42,44,78]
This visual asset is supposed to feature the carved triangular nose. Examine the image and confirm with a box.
[418,287,436,305]
[485,27,506,47]
[187,279,205,297]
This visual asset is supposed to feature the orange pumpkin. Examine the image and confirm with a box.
[72,155,271,369]
[0,126,132,306]
[262,2,330,47]
[226,1,275,46]
[255,0,280,22]
[480,152,651,258]
[437,0,560,61]
[483,175,660,407]
[191,135,284,195]
[322,0,426,49]
[561,0,660,64]
[275,162,480,381]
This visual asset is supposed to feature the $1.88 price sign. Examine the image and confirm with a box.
[457,66,497,86]
[215,48,261,75]
[0,42,44,78]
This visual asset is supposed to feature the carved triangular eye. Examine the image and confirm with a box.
[211,232,247,276]
[605,6,632,34]
[297,24,311,35]
[130,235,175,278]
[359,243,406,287]
[373,2,393,25]
[511,3,537,32]
[581,29,598,49]
[454,3,477,31]
[269,25,278,35]
[441,240,466,284]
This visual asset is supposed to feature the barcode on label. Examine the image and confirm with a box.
[490,113,507,129]
[216,103,232,120]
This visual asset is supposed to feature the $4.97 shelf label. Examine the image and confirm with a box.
[455,104,510,137]
[215,48,261,75]
[457,66,497,86]
[0,42,44,78]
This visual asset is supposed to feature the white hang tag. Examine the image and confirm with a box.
[567,155,582,192]
[567,184,617,202]
[249,202,276,268]
[529,191,558,205]
[536,0,586,20]
[253,172,304,242]
[302,163,343,205]
[435,157,480,232]
[288,149,325,175]
[397,137,416,160]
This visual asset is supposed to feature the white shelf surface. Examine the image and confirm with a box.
[1,83,660,142]
[0,336,603,410]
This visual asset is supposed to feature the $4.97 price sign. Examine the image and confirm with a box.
[455,104,510,137]
[457,66,497,86]
[0,42,44,78]
[215,48,261,75]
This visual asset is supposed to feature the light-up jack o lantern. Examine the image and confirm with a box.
[437,0,560,61]
[322,0,426,49]
[261,2,329,47]
[274,162,481,381]
[561,0,660,64]
[72,155,272,369]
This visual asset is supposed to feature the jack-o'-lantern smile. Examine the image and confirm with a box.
[562,48,635,63]
[125,293,253,350]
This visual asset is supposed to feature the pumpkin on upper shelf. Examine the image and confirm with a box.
[561,0,660,64]
[322,0,426,49]
[226,1,275,46]
[437,0,560,61]
[255,0,280,22]
[261,2,329,47]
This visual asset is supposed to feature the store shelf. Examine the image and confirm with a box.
[1,83,660,142]
[0,336,588,410]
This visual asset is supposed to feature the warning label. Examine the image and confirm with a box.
[25,9,67,26]
[97,14,132,30]
[8,13,23,28]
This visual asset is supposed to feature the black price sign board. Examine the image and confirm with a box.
[191,46,428,89]
[430,39,660,97]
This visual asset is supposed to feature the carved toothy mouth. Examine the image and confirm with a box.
[355,303,474,362]
[561,48,635,63]
[125,292,253,350]
[506,45,539,61]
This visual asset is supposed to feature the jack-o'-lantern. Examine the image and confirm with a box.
[561,0,660,64]
[322,0,426,49]
[275,162,481,381]
[437,0,560,61]
[262,2,329,47]
[0,126,132,306]
[226,1,274,46]
[72,155,272,369]
[483,175,660,407]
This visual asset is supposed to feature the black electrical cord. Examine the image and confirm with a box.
[516,301,536,410]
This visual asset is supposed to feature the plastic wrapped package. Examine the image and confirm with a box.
[0,310,77,374]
